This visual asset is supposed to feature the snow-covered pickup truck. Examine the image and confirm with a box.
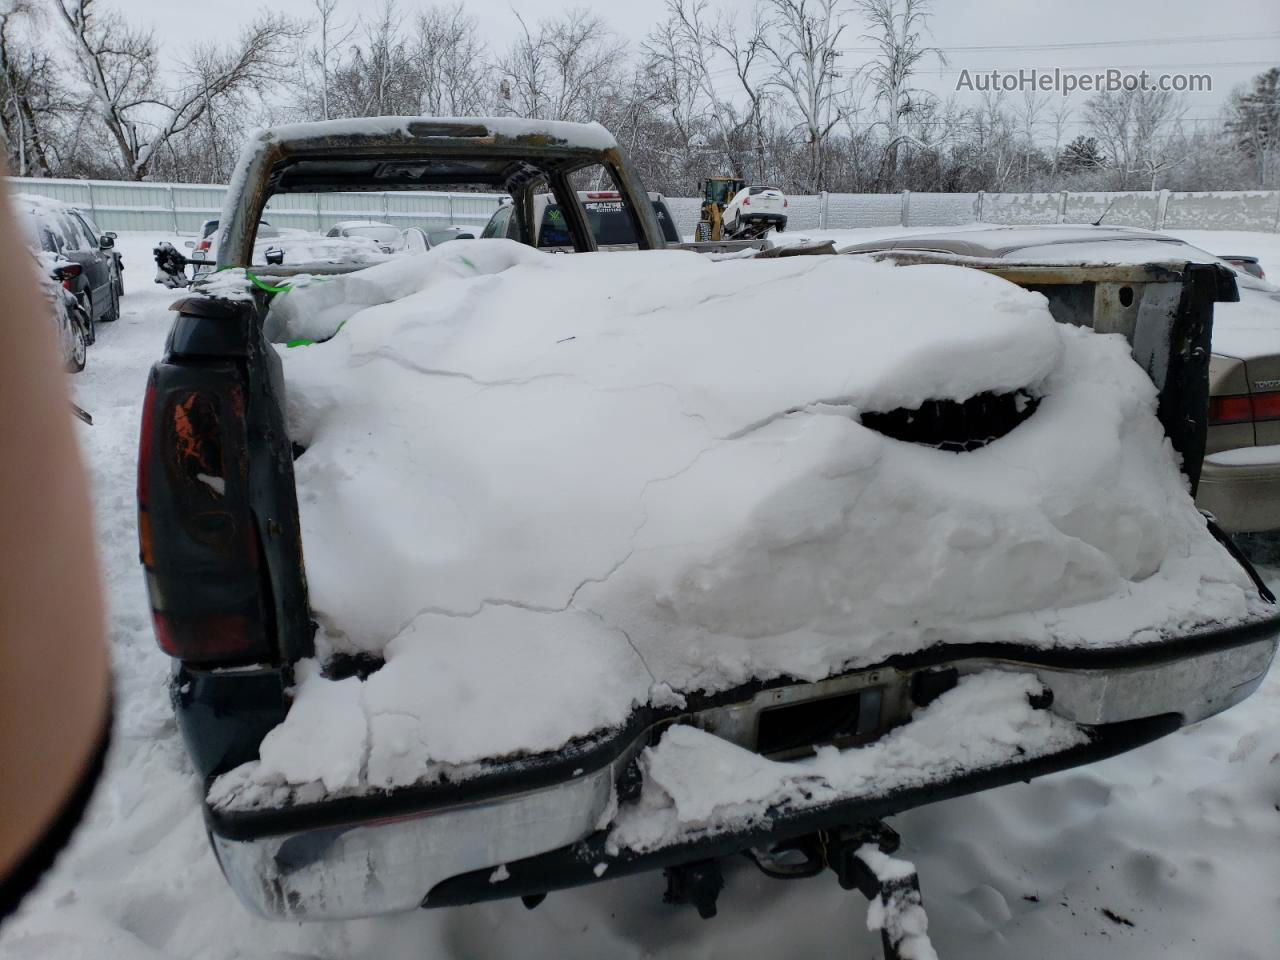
[139,117,1280,929]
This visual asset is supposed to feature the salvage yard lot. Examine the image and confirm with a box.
[2,230,1278,960]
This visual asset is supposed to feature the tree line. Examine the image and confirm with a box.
[1,0,1276,195]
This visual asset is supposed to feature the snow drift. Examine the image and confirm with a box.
[209,239,1264,804]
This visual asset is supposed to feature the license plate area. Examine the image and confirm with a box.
[755,686,884,760]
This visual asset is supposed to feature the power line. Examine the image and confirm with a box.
[701,59,1277,83]
[833,31,1280,55]
[919,60,1280,76]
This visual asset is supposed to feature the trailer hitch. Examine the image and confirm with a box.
[826,823,937,960]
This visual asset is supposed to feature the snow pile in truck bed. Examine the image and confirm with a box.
[209,239,1263,804]
[609,672,1088,853]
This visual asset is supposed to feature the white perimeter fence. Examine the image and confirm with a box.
[8,176,1280,237]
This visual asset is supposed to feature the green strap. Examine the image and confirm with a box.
[246,271,291,294]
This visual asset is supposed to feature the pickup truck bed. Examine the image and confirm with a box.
[140,116,1279,922]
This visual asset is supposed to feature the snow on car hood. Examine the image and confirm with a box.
[211,240,1264,802]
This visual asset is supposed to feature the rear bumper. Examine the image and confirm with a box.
[206,619,1279,921]
[739,211,787,227]
[1196,446,1280,533]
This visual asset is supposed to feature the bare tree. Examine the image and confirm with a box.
[1047,100,1072,180]
[411,4,491,116]
[1016,90,1049,182]
[644,0,774,181]
[641,12,708,174]
[498,9,622,123]
[760,0,846,191]
[1086,87,1186,190]
[55,0,299,179]
[1226,68,1279,188]
[309,0,357,121]
[854,0,944,190]
[1,0,60,174]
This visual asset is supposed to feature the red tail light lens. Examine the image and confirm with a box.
[197,239,211,252]
[783,199,789,207]
[1251,391,1280,421]
[1208,391,1280,425]
[742,197,751,206]
[152,612,262,661]
[139,361,273,665]
[1209,395,1253,425]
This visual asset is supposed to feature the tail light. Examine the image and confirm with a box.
[53,262,82,290]
[1208,391,1280,426]
[1209,395,1252,425]
[197,239,211,252]
[138,364,275,664]
[1251,391,1280,421]
[783,199,789,208]
[742,197,751,206]
[585,192,620,200]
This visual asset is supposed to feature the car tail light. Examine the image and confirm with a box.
[197,239,211,252]
[138,363,275,665]
[743,197,751,206]
[1251,391,1280,421]
[585,192,620,200]
[783,199,789,208]
[1209,395,1253,425]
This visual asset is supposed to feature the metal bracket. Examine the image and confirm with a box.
[662,859,724,919]
[826,823,932,960]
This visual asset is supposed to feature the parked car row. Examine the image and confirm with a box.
[14,193,124,373]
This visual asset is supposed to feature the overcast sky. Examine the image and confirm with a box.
[131,0,1279,129]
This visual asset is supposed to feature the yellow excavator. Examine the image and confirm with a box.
[695,176,746,242]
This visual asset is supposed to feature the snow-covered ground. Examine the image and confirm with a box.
[2,230,1279,959]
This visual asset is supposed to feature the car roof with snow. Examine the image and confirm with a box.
[12,192,97,253]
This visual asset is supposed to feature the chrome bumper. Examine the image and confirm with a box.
[211,629,1277,921]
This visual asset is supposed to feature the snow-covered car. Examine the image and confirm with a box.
[423,225,475,247]
[723,185,788,236]
[481,190,682,248]
[14,193,121,332]
[185,217,280,274]
[842,225,1280,535]
[137,118,1278,934]
[325,220,461,255]
[1220,254,1265,280]
[33,252,92,373]
[326,219,406,251]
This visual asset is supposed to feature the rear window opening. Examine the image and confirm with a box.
[860,390,1038,452]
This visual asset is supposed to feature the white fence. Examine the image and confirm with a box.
[6,176,506,235]
[670,189,1280,237]
[8,176,1280,238]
